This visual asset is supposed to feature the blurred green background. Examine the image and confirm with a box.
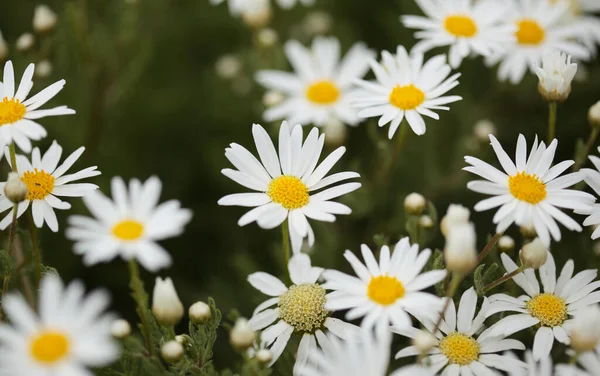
[2,0,600,371]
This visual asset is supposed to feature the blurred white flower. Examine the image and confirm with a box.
[241,0,272,28]
[257,28,278,47]
[498,235,515,252]
[473,119,496,142]
[302,11,332,36]
[589,101,600,128]
[15,33,35,52]
[110,319,131,339]
[215,54,242,79]
[262,90,284,107]
[0,31,7,60]
[444,222,478,274]
[152,277,185,326]
[412,331,437,354]
[440,203,470,236]
[33,5,58,33]
[211,0,313,15]
[568,305,600,352]
[35,60,53,78]
[535,49,577,102]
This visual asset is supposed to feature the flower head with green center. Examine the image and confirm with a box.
[464,134,594,247]
[0,274,120,374]
[66,176,193,272]
[247,254,358,373]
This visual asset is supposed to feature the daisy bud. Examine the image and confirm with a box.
[215,54,242,79]
[519,238,547,270]
[161,340,184,364]
[588,101,600,128]
[419,215,434,229]
[324,118,347,146]
[444,223,478,274]
[241,0,271,29]
[473,119,496,142]
[404,193,426,215]
[569,305,600,353]
[176,334,191,345]
[255,349,272,364]
[0,32,8,61]
[257,28,278,48]
[110,319,131,339]
[412,331,437,353]
[519,223,537,239]
[33,5,58,33]
[35,60,53,78]
[263,91,284,107]
[498,235,515,253]
[303,11,332,36]
[15,33,35,52]
[535,49,577,103]
[189,301,211,324]
[4,172,28,204]
[440,204,470,237]
[230,318,256,351]
[151,277,184,326]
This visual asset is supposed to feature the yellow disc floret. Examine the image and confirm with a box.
[112,220,144,241]
[439,332,480,366]
[444,15,478,37]
[278,284,328,333]
[508,172,547,204]
[516,19,545,45]
[267,176,309,210]
[306,81,340,105]
[389,85,425,110]
[30,330,70,364]
[367,275,405,306]
[526,293,568,327]
[21,169,55,200]
[0,97,27,126]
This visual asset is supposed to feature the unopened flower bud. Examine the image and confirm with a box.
[0,32,8,61]
[35,60,52,78]
[189,301,211,324]
[255,348,272,363]
[498,235,515,253]
[324,118,347,146]
[15,33,35,52]
[33,5,58,33]
[473,119,496,142]
[4,172,27,203]
[404,193,426,215]
[444,223,478,274]
[263,91,284,107]
[241,0,271,28]
[569,305,600,353]
[110,319,131,339]
[215,54,242,79]
[440,204,470,237]
[589,101,600,128]
[161,340,184,363]
[176,334,191,345]
[412,331,437,353]
[257,28,278,47]
[419,215,433,229]
[152,277,184,326]
[535,49,576,103]
[230,318,256,351]
[520,223,537,239]
[303,11,332,36]
[519,238,547,270]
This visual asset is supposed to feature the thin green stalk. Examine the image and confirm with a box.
[574,127,600,171]
[547,102,557,144]
[27,210,42,289]
[376,122,408,185]
[8,143,16,172]
[281,220,291,270]
[483,266,525,293]
[128,259,154,356]
[432,273,463,336]
[1,204,19,310]
[477,233,503,263]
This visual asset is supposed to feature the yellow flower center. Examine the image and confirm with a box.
[367,275,405,305]
[21,169,55,200]
[526,293,568,327]
[306,81,340,105]
[278,284,328,333]
[444,14,478,37]
[516,19,545,45]
[508,172,547,204]
[389,84,425,110]
[112,220,144,241]
[439,332,480,365]
[0,97,27,126]
[30,330,70,364]
[267,176,309,210]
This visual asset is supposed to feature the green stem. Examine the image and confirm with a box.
[167,326,176,340]
[574,127,600,171]
[8,143,16,172]
[281,220,291,270]
[432,273,463,336]
[547,102,557,144]
[376,122,408,184]
[1,204,19,312]
[483,266,525,293]
[27,210,42,289]
[127,259,154,356]
[477,233,503,264]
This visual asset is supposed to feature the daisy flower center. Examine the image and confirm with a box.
[515,19,545,45]
[508,172,547,204]
[21,169,55,200]
[439,332,479,365]
[367,275,405,305]
[278,283,328,333]
[306,80,340,105]
[389,85,425,111]
[30,330,70,364]
[267,176,310,210]
[526,293,568,327]
[0,97,27,126]
[444,14,478,37]
[112,220,145,241]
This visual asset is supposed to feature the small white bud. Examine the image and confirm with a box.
[4,172,28,203]
[520,223,537,239]
[263,91,284,107]
[569,305,600,353]
[0,32,8,61]
[440,204,470,237]
[33,5,58,33]
[161,340,184,363]
[230,318,256,351]
[35,60,53,78]
[255,348,272,363]
[589,101,600,128]
[189,301,211,324]
[519,238,548,270]
[412,331,438,353]
[176,334,191,345]
[15,33,35,52]
[404,193,426,215]
[498,235,515,253]
[473,119,496,142]
[215,54,242,79]
[303,11,332,36]
[535,49,577,103]
[241,0,271,28]
[419,215,434,229]
[444,223,478,274]
[110,319,131,339]
[323,118,347,146]
[151,277,184,326]
[257,28,278,48]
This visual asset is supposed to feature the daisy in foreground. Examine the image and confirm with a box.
[218,121,361,253]
[247,253,358,373]
[0,274,120,375]
[353,45,462,137]
[0,140,100,232]
[322,237,447,332]
[487,252,600,360]
[464,134,595,247]
[256,37,374,127]
[66,176,193,272]
[0,61,74,152]
[401,0,515,68]
[395,288,527,375]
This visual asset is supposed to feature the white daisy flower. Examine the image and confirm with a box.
[569,346,600,375]
[353,45,462,138]
[210,0,312,15]
[401,0,515,68]
[485,0,590,84]
[506,351,554,376]
[322,237,447,332]
[580,147,600,239]
[564,0,600,55]
[0,274,120,376]
[218,121,361,253]
[0,61,75,153]
[247,253,358,374]
[256,37,374,127]
[0,140,100,232]
[395,287,527,375]
[487,251,600,361]
[65,176,193,272]
[464,134,595,247]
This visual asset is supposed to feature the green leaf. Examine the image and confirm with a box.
[474,264,486,296]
